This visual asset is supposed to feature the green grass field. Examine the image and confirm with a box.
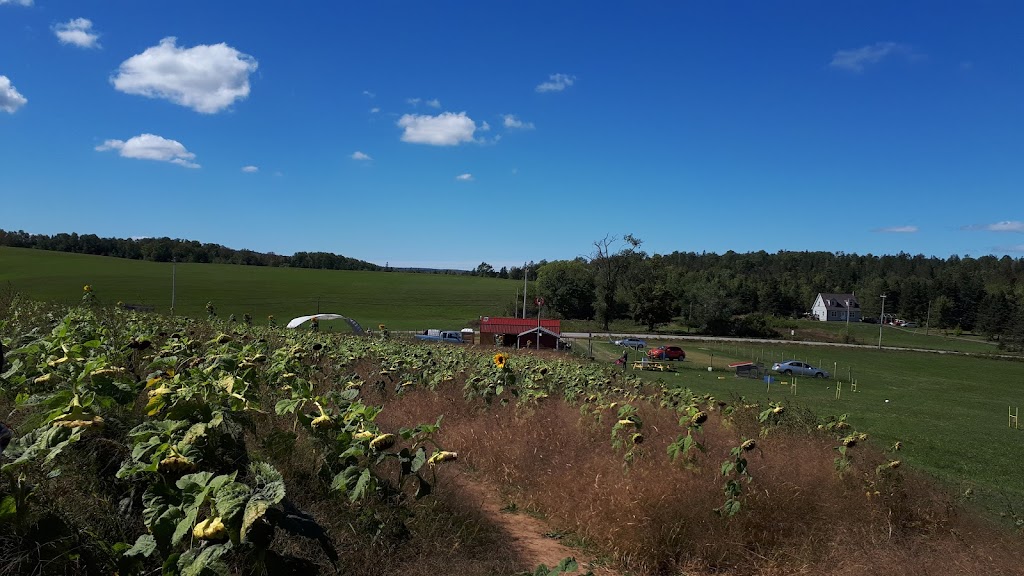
[787,317,1000,354]
[0,247,522,330]
[586,338,1024,521]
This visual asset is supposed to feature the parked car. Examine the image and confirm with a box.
[647,346,686,360]
[903,322,918,328]
[614,337,647,349]
[772,360,830,379]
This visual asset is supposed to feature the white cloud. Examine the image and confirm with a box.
[363,90,375,98]
[963,220,1024,233]
[95,133,200,168]
[503,114,535,130]
[536,73,575,93]
[0,0,33,5]
[54,18,100,48]
[370,107,380,113]
[455,173,473,181]
[398,111,479,146]
[111,37,258,114]
[0,75,27,113]
[426,98,441,108]
[351,151,372,161]
[996,244,1024,253]
[829,42,917,73]
[241,165,258,173]
[873,225,918,233]
[406,97,421,106]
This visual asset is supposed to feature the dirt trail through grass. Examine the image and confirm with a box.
[451,473,618,576]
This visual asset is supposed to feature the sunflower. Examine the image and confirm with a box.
[83,285,92,292]
[493,353,507,369]
[378,323,387,330]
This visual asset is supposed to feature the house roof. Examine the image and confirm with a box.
[480,316,561,334]
[817,293,860,310]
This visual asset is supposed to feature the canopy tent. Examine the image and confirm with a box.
[285,314,365,334]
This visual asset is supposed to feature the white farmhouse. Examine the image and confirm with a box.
[811,293,861,322]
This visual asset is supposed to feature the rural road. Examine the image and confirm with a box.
[559,331,1012,358]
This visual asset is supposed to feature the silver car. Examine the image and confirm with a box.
[772,360,829,379]
[614,337,647,350]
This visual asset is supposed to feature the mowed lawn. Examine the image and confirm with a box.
[789,318,1001,354]
[0,247,521,330]
[588,339,1024,521]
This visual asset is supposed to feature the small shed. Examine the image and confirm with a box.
[516,326,568,350]
[480,317,561,348]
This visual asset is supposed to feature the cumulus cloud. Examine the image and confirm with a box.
[873,225,918,233]
[351,151,372,161]
[370,107,380,113]
[0,0,33,5]
[0,75,27,113]
[111,37,258,113]
[829,42,918,73]
[398,111,479,146]
[536,73,575,93]
[54,18,100,48]
[455,173,473,181]
[95,133,200,168]
[502,114,535,130]
[241,165,258,173]
[962,220,1024,232]
[426,98,441,108]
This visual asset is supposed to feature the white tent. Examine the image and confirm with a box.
[285,313,347,329]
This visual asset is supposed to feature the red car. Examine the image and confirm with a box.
[647,346,686,361]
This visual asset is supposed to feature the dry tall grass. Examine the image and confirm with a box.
[375,380,1021,576]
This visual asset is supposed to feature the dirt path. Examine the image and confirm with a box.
[451,473,618,575]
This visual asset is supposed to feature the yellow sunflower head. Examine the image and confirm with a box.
[378,323,386,330]
[493,353,507,369]
[83,285,92,292]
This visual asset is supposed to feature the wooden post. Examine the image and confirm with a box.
[1010,406,1019,430]
[835,381,842,400]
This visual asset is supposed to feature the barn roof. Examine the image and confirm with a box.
[480,316,561,334]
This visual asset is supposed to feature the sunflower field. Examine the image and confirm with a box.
[1,290,1020,575]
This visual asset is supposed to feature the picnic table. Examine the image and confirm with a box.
[633,360,669,371]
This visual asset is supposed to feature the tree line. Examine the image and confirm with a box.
[0,229,380,272]
[523,236,1024,349]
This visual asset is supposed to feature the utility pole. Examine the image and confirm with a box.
[878,294,887,349]
[171,258,176,316]
[522,261,528,319]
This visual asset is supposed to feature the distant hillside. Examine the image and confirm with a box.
[0,246,522,329]
[0,229,380,272]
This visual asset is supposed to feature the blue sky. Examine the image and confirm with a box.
[2,1,1023,269]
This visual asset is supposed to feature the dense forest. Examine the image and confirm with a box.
[522,236,1024,348]
[0,229,380,271]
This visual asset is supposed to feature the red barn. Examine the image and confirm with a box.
[479,317,562,349]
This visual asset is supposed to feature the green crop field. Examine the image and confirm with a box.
[0,247,523,331]
[586,338,1024,521]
